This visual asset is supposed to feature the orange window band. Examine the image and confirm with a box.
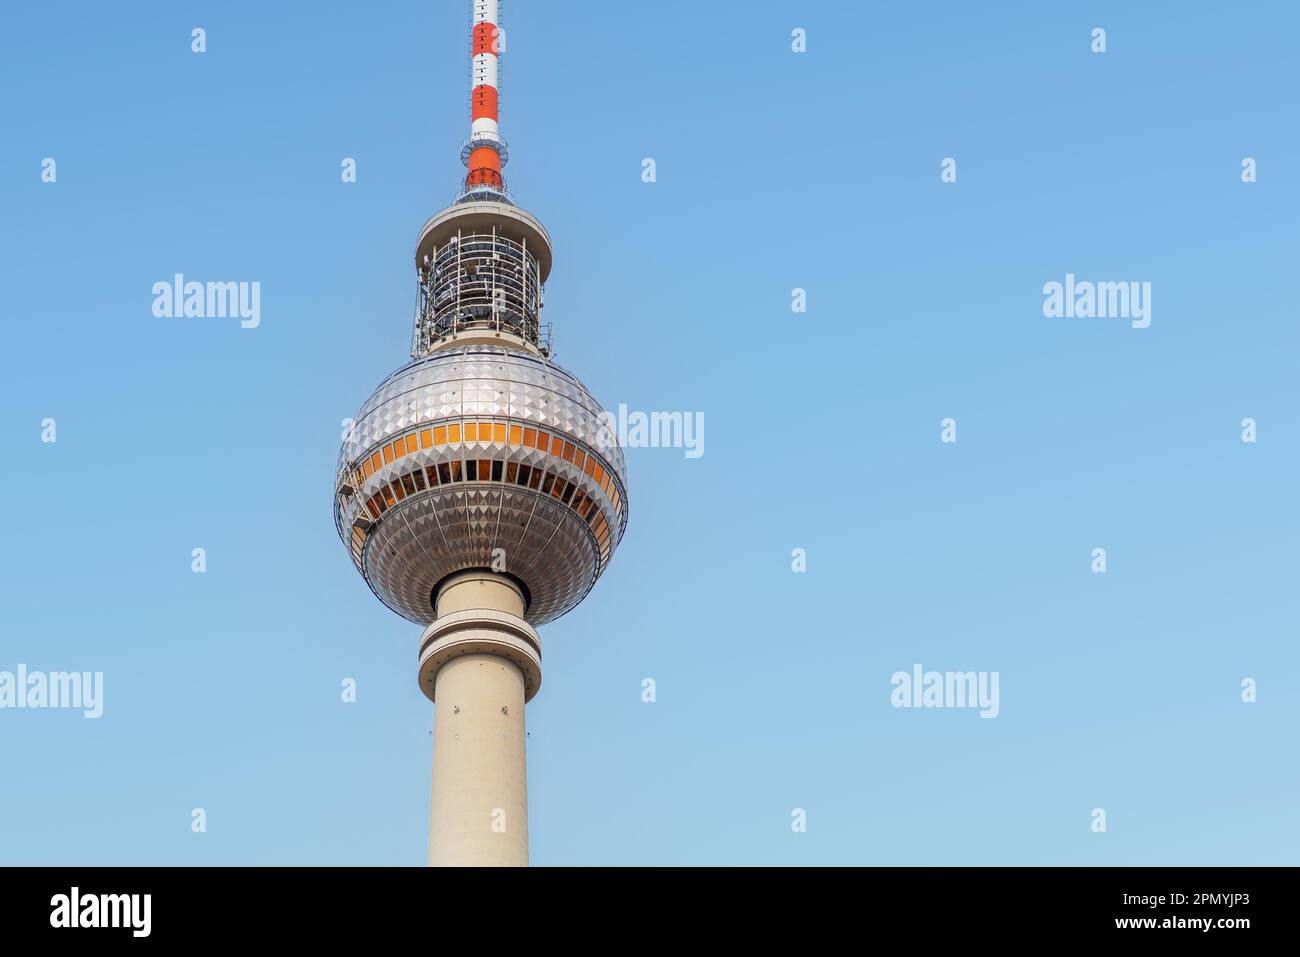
[355,422,621,531]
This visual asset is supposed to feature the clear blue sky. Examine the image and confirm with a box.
[1,1,1296,865]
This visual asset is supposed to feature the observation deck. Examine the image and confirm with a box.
[412,201,553,357]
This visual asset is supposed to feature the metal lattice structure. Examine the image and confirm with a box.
[413,226,543,355]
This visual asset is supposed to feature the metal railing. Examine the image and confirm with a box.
[412,227,543,354]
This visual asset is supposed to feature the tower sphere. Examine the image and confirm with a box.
[334,313,628,627]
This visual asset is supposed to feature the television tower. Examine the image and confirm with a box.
[334,0,628,866]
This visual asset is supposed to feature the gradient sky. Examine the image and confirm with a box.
[1,1,1297,865]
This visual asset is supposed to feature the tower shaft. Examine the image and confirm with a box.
[428,654,528,866]
[420,571,541,866]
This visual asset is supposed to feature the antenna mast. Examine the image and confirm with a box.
[462,0,507,197]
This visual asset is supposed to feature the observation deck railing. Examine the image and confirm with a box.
[412,227,543,355]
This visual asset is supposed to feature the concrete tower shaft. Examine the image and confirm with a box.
[420,571,538,866]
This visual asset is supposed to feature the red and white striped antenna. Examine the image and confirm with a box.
[461,0,507,195]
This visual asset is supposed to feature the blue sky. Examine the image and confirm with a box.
[1,0,1297,865]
